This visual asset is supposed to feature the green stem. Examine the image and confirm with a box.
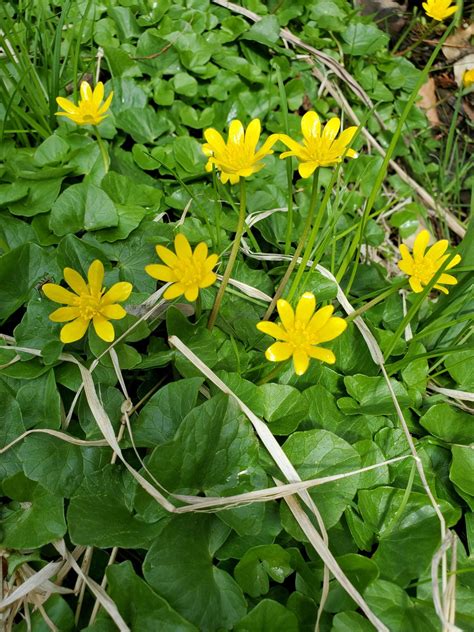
[208,180,247,331]
[257,361,286,385]
[194,293,202,323]
[93,126,109,172]
[264,172,319,320]
[345,282,405,322]
[287,175,333,302]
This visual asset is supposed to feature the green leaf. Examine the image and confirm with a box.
[106,561,198,631]
[143,514,247,631]
[241,15,281,46]
[259,383,306,435]
[13,594,74,632]
[234,600,299,632]
[341,23,389,56]
[9,178,63,217]
[84,184,118,231]
[0,243,53,321]
[281,430,361,534]
[145,394,259,493]
[450,446,474,496]
[19,435,84,497]
[67,466,162,548]
[364,579,434,631]
[234,544,293,597]
[339,374,412,415]
[359,487,460,586]
[49,182,87,235]
[445,350,474,390]
[420,403,473,445]
[0,380,26,480]
[1,473,66,548]
[132,377,204,447]
[34,135,70,166]
[16,370,61,429]
[332,610,380,631]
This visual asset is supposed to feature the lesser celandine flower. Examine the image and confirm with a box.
[463,69,474,88]
[43,260,132,343]
[279,111,358,178]
[56,81,113,126]
[202,119,279,184]
[146,233,218,302]
[257,292,347,376]
[422,0,458,20]
[398,230,461,294]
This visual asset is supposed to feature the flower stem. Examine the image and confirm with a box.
[194,294,202,322]
[287,175,331,303]
[345,282,405,322]
[257,361,286,385]
[208,179,247,331]
[93,126,110,172]
[264,172,319,320]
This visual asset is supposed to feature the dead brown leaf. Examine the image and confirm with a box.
[453,53,474,88]
[442,23,474,63]
[418,78,441,126]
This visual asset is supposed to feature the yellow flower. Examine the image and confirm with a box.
[257,292,347,376]
[463,69,474,88]
[202,119,279,184]
[43,260,132,343]
[278,111,358,179]
[145,233,218,302]
[422,0,458,20]
[56,81,113,126]
[398,230,461,294]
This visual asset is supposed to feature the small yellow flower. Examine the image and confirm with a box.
[422,0,458,20]
[463,68,474,88]
[257,292,347,376]
[278,111,358,179]
[202,119,279,184]
[145,234,218,302]
[398,230,461,294]
[43,260,132,343]
[56,81,113,126]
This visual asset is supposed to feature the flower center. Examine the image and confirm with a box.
[412,260,436,284]
[286,321,315,352]
[175,259,206,288]
[75,294,101,320]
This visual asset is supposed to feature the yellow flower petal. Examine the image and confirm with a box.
[254,133,280,159]
[397,259,414,275]
[265,342,293,362]
[100,304,127,319]
[293,349,309,375]
[425,240,448,262]
[446,254,461,270]
[49,306,80,322]
[56,97,80,114]
[295,292,316,326]
[174,234,193,260]
[184,286,199,302]
[199,272,217,288]
[245,118,261,155]
[308,305,334,333]
[97,91,113,116]
[100,304,127,320]
[193,242,208,262]
[301,111,321,142]
[409,277,423,293]
[163,283,185,300]
[60,318,90,343]
[80,81,92,101]
[437,273,458,285]
[314,317,347,344]
[204,128,226,153]
[145,264,176,282]
[156,244,178,268]
[276,299,294,330]
[308,347,336,364]
[413,230,430,262]
[64,267,88,295]
[101,282,132,305]
[298,161,318,179]
[256,321,288,340]
[43,283,78,306]
[278,134,305,155]
[399,244,413,263]
[88,260,104,297]
[228,119,244,145]
[92,82,104,107]
[323,117,341,142]
[93,314,115,342]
